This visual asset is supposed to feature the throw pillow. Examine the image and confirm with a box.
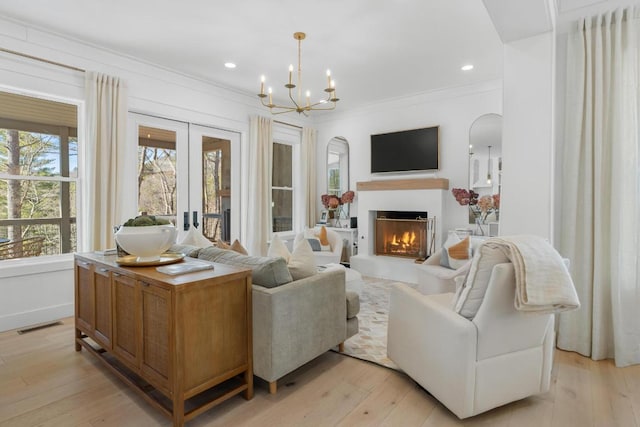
[178,227,213,248]
[439,234,460,269]
[267,234,290,262]
[230,239,248,255]
[453,242,510,319]
[216,240,231,250]
[197,246,292,288]
[306,237,322,252]
[287,238,317,280]
[318,226,330,247]
[447,237,471,270]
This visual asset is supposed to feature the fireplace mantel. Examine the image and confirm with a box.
[356,178,449,191]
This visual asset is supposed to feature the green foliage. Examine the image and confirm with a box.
[123,215,171,227]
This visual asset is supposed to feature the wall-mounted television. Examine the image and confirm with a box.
[370,126,439,173]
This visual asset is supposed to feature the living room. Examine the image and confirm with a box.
[1,0,640,426]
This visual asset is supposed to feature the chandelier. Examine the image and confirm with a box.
[258,32,339,115]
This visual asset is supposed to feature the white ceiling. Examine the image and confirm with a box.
[2,0,633,111]
[0,0,505,110]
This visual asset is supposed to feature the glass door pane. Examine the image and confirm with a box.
[137,126,177,222]
[127,114,189,233]
[201,136,230,242]
[189,125,240,244]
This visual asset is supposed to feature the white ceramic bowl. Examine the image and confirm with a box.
[114,224,177,262]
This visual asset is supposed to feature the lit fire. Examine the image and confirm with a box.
[389,231,416,252]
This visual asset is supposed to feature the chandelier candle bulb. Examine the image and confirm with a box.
[327,69,332,88]
[306,90,311,107]
[260,75,265,96]
[289,65,293,85]
[268,87,273,105]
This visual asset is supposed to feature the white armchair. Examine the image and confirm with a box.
[415,249,470,294]
[387,262,555,419]
[296,228,344,266]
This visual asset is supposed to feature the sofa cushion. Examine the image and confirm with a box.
[440,235,471,270]
[453,242,510,319]
[197,246,293,288]
[346,291,360,319]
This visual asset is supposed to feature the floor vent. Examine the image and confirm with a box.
[17,320,63,335]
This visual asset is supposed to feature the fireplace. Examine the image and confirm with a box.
[375,211,428,259]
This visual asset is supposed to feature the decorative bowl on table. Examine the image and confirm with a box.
[114,215,177,263]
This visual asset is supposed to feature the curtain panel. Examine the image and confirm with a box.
[558,7,640,367]
[246,115,273,256]
[302,127,317,227]
[84,72,127,251]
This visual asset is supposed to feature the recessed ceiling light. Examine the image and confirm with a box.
[461,64,474,71]
[224,62,236,69]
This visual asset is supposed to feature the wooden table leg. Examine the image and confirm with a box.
[75,328,82,351]
[172,395,185,427]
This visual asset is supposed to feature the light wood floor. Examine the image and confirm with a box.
[1,318,639,427]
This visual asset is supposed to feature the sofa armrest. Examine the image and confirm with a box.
[387,283,476,418]
[252,268,347,382]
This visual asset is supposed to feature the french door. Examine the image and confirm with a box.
[127,113,240,243]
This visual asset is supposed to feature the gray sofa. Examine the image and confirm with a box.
[170,244,359,393]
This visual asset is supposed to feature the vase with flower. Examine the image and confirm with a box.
[451,188,499,236]
[321,191,355,228]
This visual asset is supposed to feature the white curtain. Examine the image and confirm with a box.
[558,7,640,367]
[83,72,127,251]
[302,127,317,227]
[246,115,273,256]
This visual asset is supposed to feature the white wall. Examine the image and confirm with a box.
[0,17,311,331]
[500,31,555,240]
[313,80,503,243]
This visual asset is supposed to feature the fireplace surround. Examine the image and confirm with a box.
[350,177,448,284]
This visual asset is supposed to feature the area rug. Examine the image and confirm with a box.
[339,276,419,371]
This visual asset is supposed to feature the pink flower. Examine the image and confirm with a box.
[477,195,494,213]
[451,188,478,206]
[341,190,355,204]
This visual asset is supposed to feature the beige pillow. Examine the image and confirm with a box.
[287,239,317,280]
[267,234,290,262]
[178,227,213,248]
[216,240,231,250]
[230,239,248,255]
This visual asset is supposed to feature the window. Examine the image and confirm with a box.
[272,142,293,232]
[0,91,78,259]
[271,125,301,234]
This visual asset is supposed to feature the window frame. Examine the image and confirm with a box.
[271,124,302,237]
[0,117,79,258]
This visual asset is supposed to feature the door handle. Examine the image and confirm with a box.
[193,211,199,229]
[183,211,190,231]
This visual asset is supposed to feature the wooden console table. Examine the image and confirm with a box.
[74,253,253,427]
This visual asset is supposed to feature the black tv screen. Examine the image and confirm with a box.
[370,126,439,173]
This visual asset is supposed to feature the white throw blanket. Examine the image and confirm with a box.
[485,236,580,314]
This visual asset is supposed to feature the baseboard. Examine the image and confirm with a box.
[0,303,73,333]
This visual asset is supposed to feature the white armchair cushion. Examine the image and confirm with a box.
[453,242,509,319]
